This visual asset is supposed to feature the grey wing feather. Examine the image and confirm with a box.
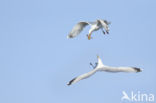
[87,21,97,25]
[103,20,111,25]
[67,22,89,38]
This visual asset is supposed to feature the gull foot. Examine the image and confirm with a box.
[106,31,109,34]
[102,31,106,35]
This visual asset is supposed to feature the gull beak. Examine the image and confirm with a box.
[97,55,99,58]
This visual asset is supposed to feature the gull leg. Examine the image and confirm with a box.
[95,63,98,67]
[90,62,95,68]
[106,31,109,34]
[101,28,105,35]
[102,31,106,35]
[102,29,105,35]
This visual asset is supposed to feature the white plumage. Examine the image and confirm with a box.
[67,19,111,40]
[67,56,142,85]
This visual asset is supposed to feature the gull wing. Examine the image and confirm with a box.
[101,66,142,73]
[87,21,97,25]
[67,22,89,38]
[117,67,142,72]
[67,68,98,85]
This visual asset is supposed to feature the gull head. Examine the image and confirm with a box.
[97,55,100,59]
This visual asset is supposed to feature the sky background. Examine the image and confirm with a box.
[0,0,156,103]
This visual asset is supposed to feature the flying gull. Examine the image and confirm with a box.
[67,56,142,85]
[67,19,111,40]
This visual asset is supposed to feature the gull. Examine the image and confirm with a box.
[67,56,142,85]
[67,19,111,40]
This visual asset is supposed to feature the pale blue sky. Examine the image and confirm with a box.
[0,0,156,103]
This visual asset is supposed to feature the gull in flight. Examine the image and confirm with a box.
[67,19,111,40]
[67,56,142,85]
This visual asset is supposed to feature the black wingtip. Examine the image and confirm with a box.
[133,67,142,72]
[67,77,76,86]
[67,34,74,38]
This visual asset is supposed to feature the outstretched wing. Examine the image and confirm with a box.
[67,22,89,38]
[67,69,98,85]
[101,66,142,73]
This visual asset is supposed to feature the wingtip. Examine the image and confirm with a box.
[133,67,142,72]
[67,81,72,86]
[67,77,76,86]
[67,83,71,86]
[67,34,74,39]
[108,21,111,25]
